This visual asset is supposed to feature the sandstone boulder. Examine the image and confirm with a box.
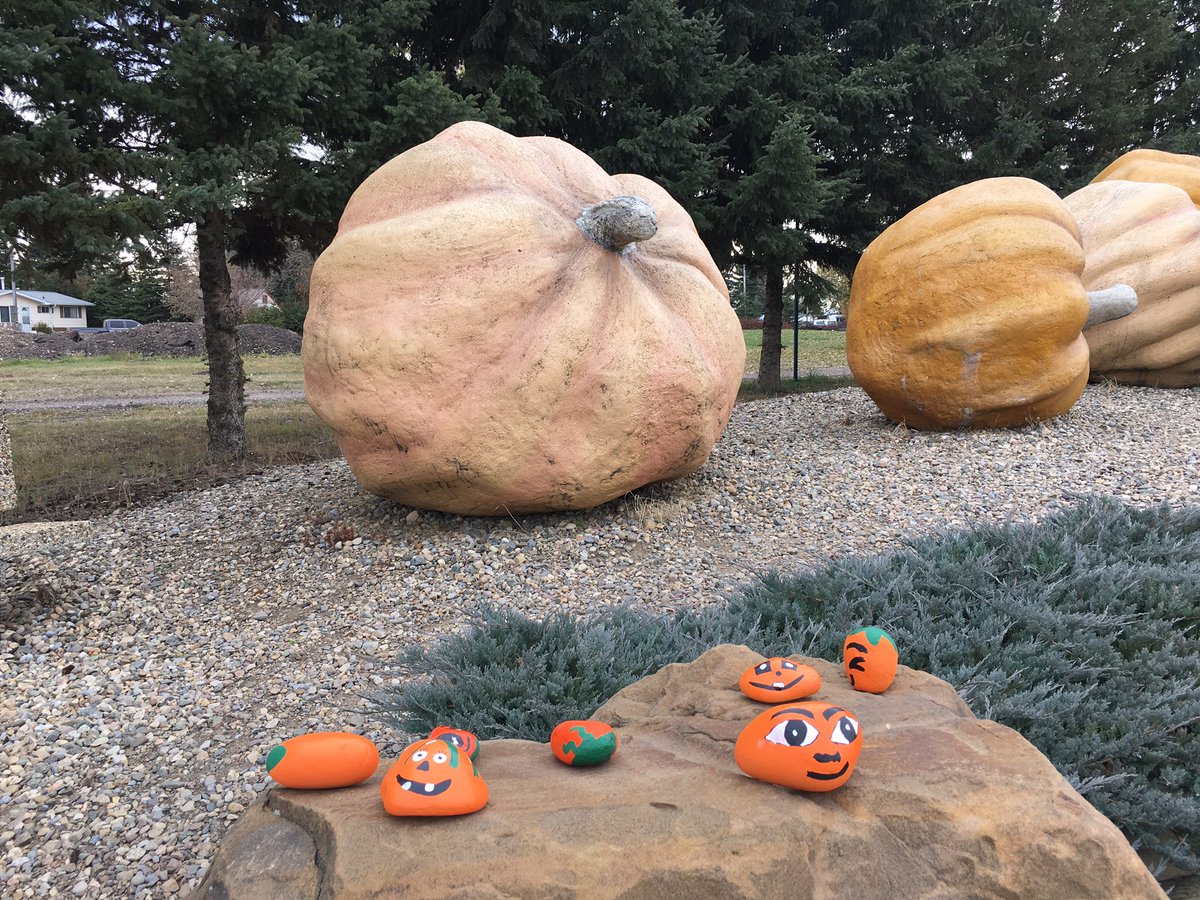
[195,645,1164,899]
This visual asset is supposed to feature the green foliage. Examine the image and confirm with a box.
[242,305,287,328]
[379,498,1200,871]
[30,321,51,334]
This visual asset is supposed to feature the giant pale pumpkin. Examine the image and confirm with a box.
[1065,180,1200,387]
[303,121,745,515]
[847,177,1135,430]
[1091,149,1200,209]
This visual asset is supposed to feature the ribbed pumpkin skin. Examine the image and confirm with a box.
[1091,149,1200,209]
[303,122,745,515]
[1065,180,1200,387]
[847,177,1090,430]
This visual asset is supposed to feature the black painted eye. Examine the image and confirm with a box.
[831,717,859,745]
[445,734,464,747]
[782,661,797,670]
[755,661,772,675]
[766,719,817,747]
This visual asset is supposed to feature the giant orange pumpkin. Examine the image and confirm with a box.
[734,701,863,792]
[738,657,822,703]
[1090,148,1200,208]
[380,738,489,817]
[265,732,379,790]
[1064,180,1200,387]
[303,121,746,515]
[847,177,1136,430]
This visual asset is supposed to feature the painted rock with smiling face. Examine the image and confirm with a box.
[843,627,899,693]
[380,738,489,816]
[734,701,863,792]
[738,657,822,703]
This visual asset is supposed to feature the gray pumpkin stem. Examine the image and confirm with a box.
[1085,284,1138,329]
[576,196,658,252]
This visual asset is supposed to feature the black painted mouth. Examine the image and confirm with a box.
[806,763,850,781]
[749,676,804,692]
[397,776,452,796]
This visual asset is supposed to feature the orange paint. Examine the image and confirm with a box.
[738,657,822,703]
[843,627,899,693]
[734,701,863,792]
[265,732,379,790]
[380,738,489,817]
[428,725,479,761]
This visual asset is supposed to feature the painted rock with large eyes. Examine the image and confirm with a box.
[843,627,899,693]
[428,725,479,762]
[734,701,863,792]
[380,738,489,816]
[738,657,822,703]
[550,720,618,767]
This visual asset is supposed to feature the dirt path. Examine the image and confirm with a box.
[1,389,306,413]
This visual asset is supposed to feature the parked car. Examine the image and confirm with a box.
[103,318,141,331]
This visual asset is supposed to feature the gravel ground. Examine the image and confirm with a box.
[2,383,1198,897]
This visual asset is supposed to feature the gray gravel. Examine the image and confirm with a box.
[2,383,1198,897]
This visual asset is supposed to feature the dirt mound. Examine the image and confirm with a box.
[0,329,80,361]
[0,323,301,361]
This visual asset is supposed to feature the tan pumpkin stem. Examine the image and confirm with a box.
[576,196,658,252]
[1085,284,1138,329]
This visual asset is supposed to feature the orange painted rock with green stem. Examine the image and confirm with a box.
[380,738,489,817]
[550,720,618,767]
[843,627,899,693]
[265,732,379,790]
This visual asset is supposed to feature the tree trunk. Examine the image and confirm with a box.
[758,264,783,391]
[197,208,247,462]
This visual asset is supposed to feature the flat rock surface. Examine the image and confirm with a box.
[2,385,1197,896]
[196,645,1165,899]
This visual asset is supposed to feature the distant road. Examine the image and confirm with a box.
[1,389,306,413]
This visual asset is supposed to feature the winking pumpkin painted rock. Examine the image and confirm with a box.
[843,627,899,693]
[738,657,822,703]
[264,732,379,790]
[428,725,479,761]
[550,720,618,767]
[734,701,863,792]
[380,738,489,817]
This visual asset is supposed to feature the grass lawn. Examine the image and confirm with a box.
[743,328,847,375]
[3,401,340,521]
[0,353,305,403]
[0,346,855,522]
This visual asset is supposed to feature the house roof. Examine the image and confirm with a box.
[8,289,94,307]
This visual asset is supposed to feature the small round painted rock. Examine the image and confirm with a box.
[265,732,379,790]
[734,701,863,792]
[843,627,899,693]
[428,725,479,761]
[380,738,489,817]
[738,657,822,703]
[550,720,618,767]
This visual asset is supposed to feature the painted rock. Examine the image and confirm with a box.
[380,738,489,817]
[265,732,379,790]
[429,725,479,761]
[734,701,863,792]
[843,627,899,693]
[550,720,618,767]
[738,657,822,703]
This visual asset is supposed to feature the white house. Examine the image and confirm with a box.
[234,288,278,312]
[0,289,94,332]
